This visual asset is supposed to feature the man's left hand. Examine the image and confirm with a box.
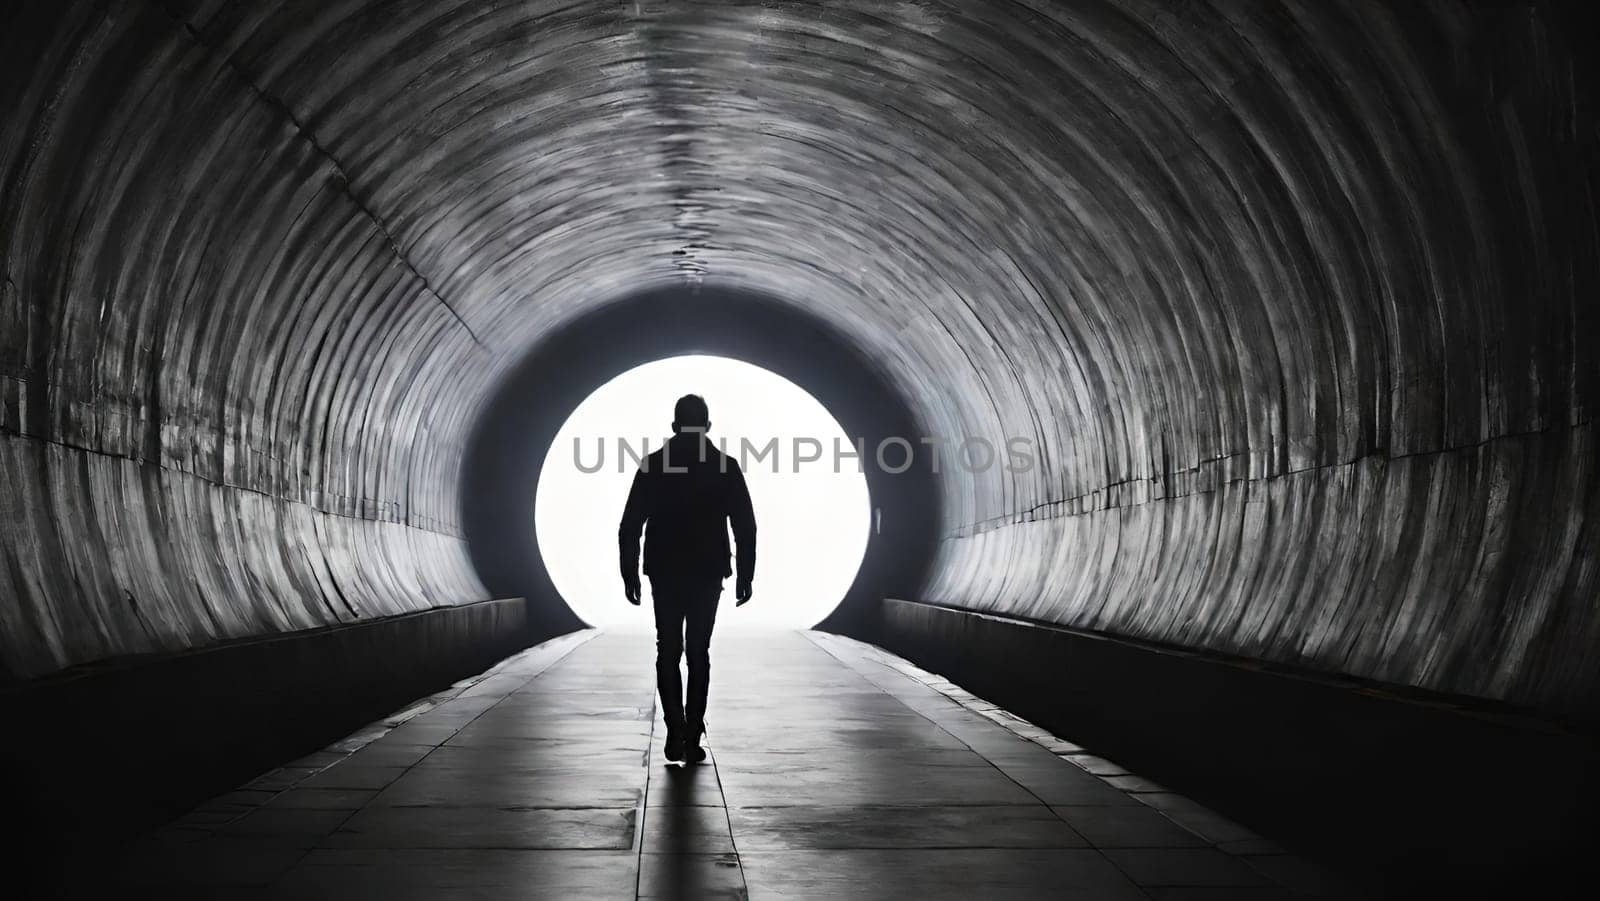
[624,576,642,606]
[735,579,753,606]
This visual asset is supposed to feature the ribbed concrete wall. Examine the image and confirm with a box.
[3,2,1595,713]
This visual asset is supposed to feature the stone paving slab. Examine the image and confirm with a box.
[110,628,1357,899]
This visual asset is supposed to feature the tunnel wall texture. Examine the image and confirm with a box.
[3,1,1596,719]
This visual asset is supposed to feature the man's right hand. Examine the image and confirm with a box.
[735,578,753,606]
[624,576,642,606]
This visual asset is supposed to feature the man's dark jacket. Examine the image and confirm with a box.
[619,432,756,586]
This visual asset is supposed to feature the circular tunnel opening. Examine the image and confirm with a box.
[462,286,941,638]
[534,353,871,630]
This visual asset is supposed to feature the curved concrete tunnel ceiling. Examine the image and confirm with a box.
[2,2,1595,715]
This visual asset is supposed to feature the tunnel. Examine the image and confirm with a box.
[2,0,1597,897]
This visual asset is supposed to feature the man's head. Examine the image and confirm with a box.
[672,394,710,434]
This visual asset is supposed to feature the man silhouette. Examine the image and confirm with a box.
[619,394,756,763]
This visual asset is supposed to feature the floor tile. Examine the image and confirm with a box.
[341,742,436,768]
[1052,805,1209,848]
[296,764,411,791]
[216,808,352,846]
[648,762,733,806]
[269,787,382,810]
[740,849,1147,900]
[329,805,636,850]
[644,804,737,854]
[372,765,643,808]
[729,805,1087,850]
[271,848,637,899]
[639,852,747,898]
[1102,847,1272,886]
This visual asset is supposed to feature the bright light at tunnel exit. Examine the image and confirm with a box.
[534,355,872,631]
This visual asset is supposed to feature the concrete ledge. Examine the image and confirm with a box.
[1,598,550,863]
[867,598,1600,895]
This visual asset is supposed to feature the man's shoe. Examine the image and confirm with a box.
[664,730,685,763]
[685,726,707,764]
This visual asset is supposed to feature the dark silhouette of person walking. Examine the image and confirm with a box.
[619,394,756,763]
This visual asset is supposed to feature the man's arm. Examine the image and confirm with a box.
[618,469,649,604]
[728,463,756,604]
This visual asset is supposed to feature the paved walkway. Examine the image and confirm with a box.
[116,630,1350,899]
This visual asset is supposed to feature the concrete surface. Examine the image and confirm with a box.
[110,630,1354,899]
